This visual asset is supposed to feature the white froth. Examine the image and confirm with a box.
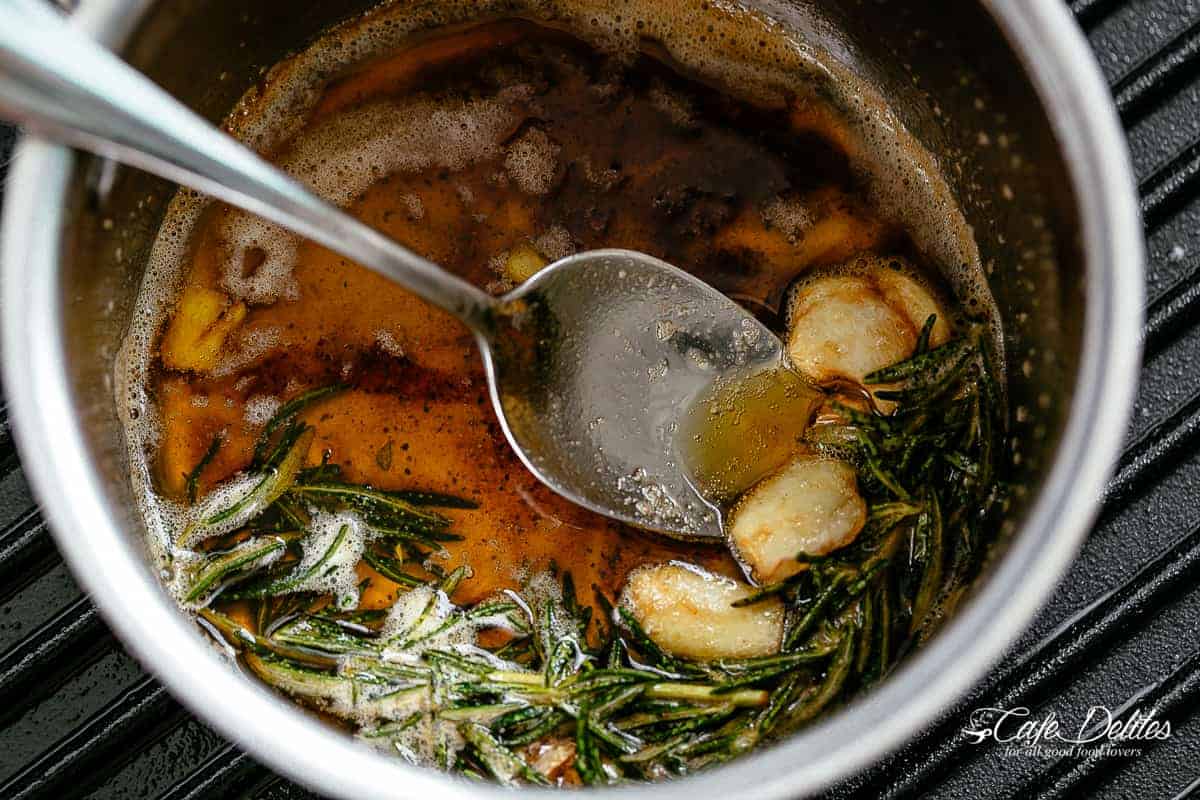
[244,394,281,426]
[533,225,575,262]
[504,127,560,195]
[762,195,814,242]
[359,715,458,766]
[581,155,620,191]
[212,326,281,377]
[176,471,270,549]
[487,251,510,276]
[380,585,460,651]
[374,329,406,358]
[285,511,366,608]
[160,0,994,322]
[218,96,523,305]
[377,581,523,670]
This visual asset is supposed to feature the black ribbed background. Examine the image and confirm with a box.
[2,1,1199,797]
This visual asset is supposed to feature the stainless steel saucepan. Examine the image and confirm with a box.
[0,0,1142,797]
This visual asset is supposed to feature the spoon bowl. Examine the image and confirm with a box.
[489,249,783,539]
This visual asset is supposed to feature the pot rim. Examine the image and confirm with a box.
[0,0,1143,797]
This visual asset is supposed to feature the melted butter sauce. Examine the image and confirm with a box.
[678,364,823,507]
[151,19,912,610]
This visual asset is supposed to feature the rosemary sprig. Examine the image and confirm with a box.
[388,490,479,509]
[251,384,345,466]
[271,614,383,657]
[461,722,550,785]
[288,482,451,531]
[362,549,427,587]
[803,315,1004,640]
[182,536,286,603]
[201,566,857,782]
[230,523,352,598]
[198,607,338,669]
[185,432,223,504]
[175,426,313,548]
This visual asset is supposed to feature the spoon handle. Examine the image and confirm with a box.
[0,0,497,331]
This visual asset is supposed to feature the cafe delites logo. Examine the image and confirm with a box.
[963,705,1171,759]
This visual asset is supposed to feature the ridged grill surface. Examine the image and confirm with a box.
[1,2,1199,797]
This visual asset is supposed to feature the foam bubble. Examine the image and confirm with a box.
[761,195,814,242]
[486,251,513,288]
[505,127,560,195]
[176,471,272,549]
[581,155,620,191]
[244,395,281,426]
[533,225,575,262]
[212,326,281,377]
[379,585,461,651]
[374,329,406,357]
[219,96,523,304]
[284,511,366,608]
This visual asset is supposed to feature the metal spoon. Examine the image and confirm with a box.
[0,0,783,539]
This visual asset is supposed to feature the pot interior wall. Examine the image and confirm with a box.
[57,0,1078,643]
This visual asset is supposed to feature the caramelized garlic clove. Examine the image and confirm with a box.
[785,257,950,406]
[619,562,784,660]
[871,266,952,347]
[727,456,867,584]
[503,242,549,284]
[160,285,247,372]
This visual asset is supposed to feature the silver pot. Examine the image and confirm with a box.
[0,0,1143,797]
